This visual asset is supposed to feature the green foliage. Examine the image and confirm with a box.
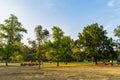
[114,26,120,37]
[0,14,27,66]
[46,27,74,65]
[61,36,73,63]
[114,26,120,59]
[27,38,37,61]
[46,49,56,60]
[45,26,65,66]
[52,26,64,42]
[10,54,23,62]
[34,25,49,69]
[52,26,64,66]
[0,14,119,66]
[77,23,117,64]
[35,25,49,44]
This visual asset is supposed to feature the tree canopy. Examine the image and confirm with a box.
[77,23,117,64]
[114,26,120,38]
[0,14,27,66]
[34,25,49,69]
[0,14,119,66]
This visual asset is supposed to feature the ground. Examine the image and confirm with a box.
[0,63,120,80]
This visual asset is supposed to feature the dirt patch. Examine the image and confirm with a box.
[0,66,120,80]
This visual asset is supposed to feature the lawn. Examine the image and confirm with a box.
[0,62,120,80]
[42,62,94,68]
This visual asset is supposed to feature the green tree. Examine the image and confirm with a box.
[27,38,37,61]
[77,23,115,64]
[10,42,24,62]
[52,26,64,66]
[0,39,5,61]
[34,25,49,69]
[73,40,85,62]
[101,38,117,63]
[61,36,73,64]
[0,14,27,66]
[114,26,120,60]
[114,26,120,37]
[45,40,55,61]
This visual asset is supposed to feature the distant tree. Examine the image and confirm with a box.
[77,23,116,64]
[61,36,73,64]
[73,45,81,62]
[52,26,64,66]
[45,47,55,61]
[102,38,117,63]
[34,25,49,69]
[0,14,27,66]
[45,40,55,62]
[28,38,37,51]
[114,26,120,60]
[10,42,25,62]
[114,26,120,38]
[73,40,85,62]
[27,38,37,61]
[0,39,5,61]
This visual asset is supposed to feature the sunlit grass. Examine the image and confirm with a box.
[0,62,94,68]
[0,63,20,67]
[42,62,94,68]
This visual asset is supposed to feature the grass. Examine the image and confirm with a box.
[42,62,94,68]
[0,63,20,67]
[0,62,94,66]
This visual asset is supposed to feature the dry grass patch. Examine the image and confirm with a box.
[0,63,120,80]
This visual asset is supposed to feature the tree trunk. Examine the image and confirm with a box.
[38,60,40,69]
[38,54,41,69]
[65,61,68,65]
[65,57,68,65]
[111,60,113,64]
[6,54,9,66]
[94,57,98,65]
[77,57,79,62]
[5,60,8,66]
[57,60,59,67]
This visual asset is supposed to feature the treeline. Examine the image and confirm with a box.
[0,14,120,67]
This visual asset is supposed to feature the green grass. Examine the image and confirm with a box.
[0,63,20,67]
[42,62,94,68]
[0,62,94,68]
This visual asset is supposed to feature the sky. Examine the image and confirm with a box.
[0,0,120,44]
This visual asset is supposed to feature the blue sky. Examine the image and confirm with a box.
[0,0,119,44]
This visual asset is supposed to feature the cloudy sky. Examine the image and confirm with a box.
[0,0,119,44]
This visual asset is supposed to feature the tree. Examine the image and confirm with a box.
[0,39,5,61]
[114,26,120,60]
[114,26,120,38]
[10,42,25,62]
[34,25,49,69]
[45,40,56,62]
[27,38,37,61]
[0,14,27,66]
[52,26,64,66]
[101,38,117,63]
[20,44,30,61]
[73,40,85,62]
[77,23,116,64]
[61,36,73,64]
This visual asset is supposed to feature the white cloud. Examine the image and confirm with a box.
[107,0,120,7]
[107,0,115,7]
